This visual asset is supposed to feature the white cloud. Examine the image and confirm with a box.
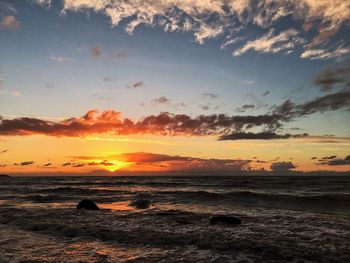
[34,0,350,59]
[301,46,350,60]
[233,29,304,56]
[33,0,52,7]
[49,55,72,63]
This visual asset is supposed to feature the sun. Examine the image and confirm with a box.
[96,160,133,172]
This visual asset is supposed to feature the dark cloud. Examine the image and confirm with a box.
[219,132,308,140]
[71,152,252,172]
[272,90,350,120]
[202,93,218,100]
[18,161,34,166]
[72,163,85,168]
[103,77,113,82]
[62,162,71,167]
[151,96,171,105]
[127,82,143,89]
[262,91,270,96]
[270,161,297,172]
[87,160,114,166]
[44,82,54,89]
[0,89,349,140]
[320,155,337,160]
[318,155,350,166]
[235,104,255,113]
[313,61,350,92]
[91,46,101,58]
[43,162,52,167]
[0,149,8,154]
[199,104,211,110]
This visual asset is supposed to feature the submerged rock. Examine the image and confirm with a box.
[210,215,241,225]
[76,199,100,210]
[129,199,151,209]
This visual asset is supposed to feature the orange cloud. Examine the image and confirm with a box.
[70,152,252,172]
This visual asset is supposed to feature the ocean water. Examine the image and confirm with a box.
[0,175,349,263]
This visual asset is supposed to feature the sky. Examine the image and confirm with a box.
[0,0,349,176]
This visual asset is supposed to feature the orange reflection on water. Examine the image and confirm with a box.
[99,201,136,211]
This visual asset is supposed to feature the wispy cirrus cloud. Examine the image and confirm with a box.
[233,29,304,56]
[35,0,350,60]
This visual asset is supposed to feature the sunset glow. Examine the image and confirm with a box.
[0,0,349,176]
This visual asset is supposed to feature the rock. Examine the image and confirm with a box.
[0,174,10,178]
[129,199,151,209]
[76,199,100,210]
[210,215,241,225]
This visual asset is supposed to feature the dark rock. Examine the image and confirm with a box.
[76,199,100,210]
[129,199,151,209]
[0,174,10,178]
[210,215,241,225]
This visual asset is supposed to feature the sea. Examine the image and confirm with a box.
[0,175,349,263]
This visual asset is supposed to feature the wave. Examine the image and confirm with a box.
[160,190,350,213]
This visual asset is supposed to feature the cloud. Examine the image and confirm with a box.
[235,104,255,113]
[43,162,52,167]
[35,0,350,60]
[91,46,102,58]
[71,152,252,172]
[270,161,297,172]
[202,93,218,100]
[0,149,8,154]
[262,91,270,96]
[320,155,337,160]
[0,89,349,139]
[33,0,51,7]
[0,15,20,30]
[49,55,72,63]
[272,90,350,120]
[0,109,283,137]
[301,46,350,60]
[313,61,350,91]
[18,161,34,166]
[218,132,308,141]
[150,96,171,105]
[127,81,143,89]
[317,155,350,166]
[110,51,128,59]
[233,29,304,56]
[0,2,18,14]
